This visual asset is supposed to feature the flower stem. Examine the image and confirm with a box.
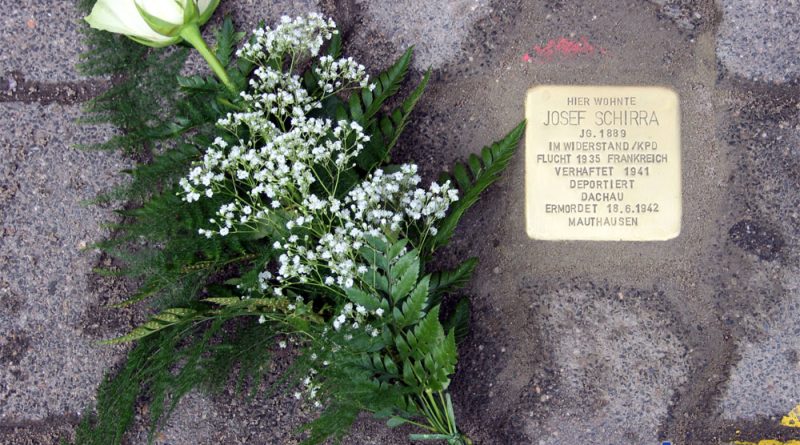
[180,24,236,94]
[410,391,473,444]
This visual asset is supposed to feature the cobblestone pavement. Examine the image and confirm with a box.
[1,0,799,444]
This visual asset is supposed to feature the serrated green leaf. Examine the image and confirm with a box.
[387,416,408,428]
[102,307,199,344]
[327,32,342,58]
[405,330,418,348]
[452,163,471,190]
[349,93,364,121]
[346,287,381,311]
[443,298,471,344]
[395,276,429,328]
[410,305,442,360]
[214,16,238,67]
[355,70,430,172]
[359,47,413,123]
[362,89,374,108]
[383,355,399,375]
[203,297,241,306]
[402,358,415,386]
[388,239,409,260]
[391,250,419,301]
[427,121,526,254]
[428,257,478,308]
[395,334,412,360]
[467,153,482,177]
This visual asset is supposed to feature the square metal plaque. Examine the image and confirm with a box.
[525,85,681,241]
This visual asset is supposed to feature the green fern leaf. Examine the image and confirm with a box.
[394,276,429,329]
[178,75,221,94]
[102,307,201,344]
[361,46,414,123]
[346,287,382,311]
[426,121,526,254]
[355,70,430,171]
[390,250,419,301]
[427,257,478,308]
[214,16,241,67]
[410,305,442,360]
[443,298,470,344]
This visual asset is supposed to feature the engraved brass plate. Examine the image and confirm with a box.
[525,85,681,241]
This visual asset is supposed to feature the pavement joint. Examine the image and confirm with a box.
[2,0,800,443]
[0,71,109,105]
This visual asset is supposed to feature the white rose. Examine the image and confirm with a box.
[85,0,220,47]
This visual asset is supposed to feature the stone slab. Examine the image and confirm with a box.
[717,0,800,83]
[0,102,131,421]
[348,0,492,71]
[3,0,800,443]
[0,0,89,82]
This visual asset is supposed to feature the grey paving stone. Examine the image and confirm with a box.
[0,0,88,81]
[717,0,800,83]
[0,0,324,83]
[530,288,689,445]
[0,102,131,422]
[351,0,492,71]
[4,0,800,443]
[721,267,800,420]
[718,71,800,423]
[216,0,323,32]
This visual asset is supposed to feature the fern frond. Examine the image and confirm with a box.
[356,70,430,171]
[102,307,203,344]
[426,121,526,254]
[214,16,243,67]
[443,298,470,344]
[393,276,429,329]
[78,47,190,154]
[346,46,414,125]
[427,257,477,307]
[75,318,277,445]
[390,250,420,302]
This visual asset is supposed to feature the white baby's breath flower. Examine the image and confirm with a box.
[177,17,461,371]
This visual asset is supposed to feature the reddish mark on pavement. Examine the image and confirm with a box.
[522,36,607,63]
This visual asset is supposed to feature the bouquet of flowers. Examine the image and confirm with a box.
[76,1,524,444]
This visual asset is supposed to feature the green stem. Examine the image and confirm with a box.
[410,391,473,445]
[179,24,236,94]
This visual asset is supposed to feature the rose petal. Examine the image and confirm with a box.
[136,0,185,25]
[85,0,170,42]
[198,0,213,13]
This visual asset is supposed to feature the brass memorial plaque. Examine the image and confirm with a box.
[525,85,681,241]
